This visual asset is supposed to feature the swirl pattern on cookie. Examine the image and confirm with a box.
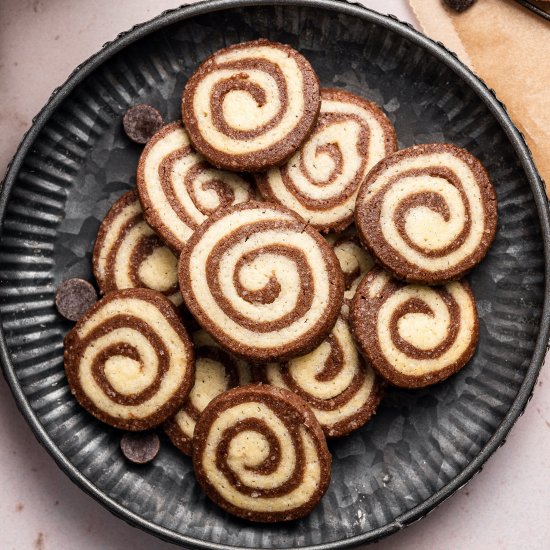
[64,288,195,430]
[165,330,252,455]
[93,190,182,306]
[355,143,497,284]
[192,384,331,522]
[137,122,254,252]
[350,267,478,388]
[328,227,375,319]
[257,88,397,232]
[179,201,344,362]
[257,317,382,437]
[182,39,321,172]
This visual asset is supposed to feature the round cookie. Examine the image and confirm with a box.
[179,201,345,363]
[328,227,375,319]
[355,143,498,284]
[257,88,397,232]
[192,384,331,522]
[137,122,254,253]
[165,330,252,455]
[93,190,182,306]
[182,39,320,172]
[256,317,382,438]
[350,267,479,388]
[64,288,195,430]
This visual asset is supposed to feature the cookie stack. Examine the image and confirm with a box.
[62,39,497,523]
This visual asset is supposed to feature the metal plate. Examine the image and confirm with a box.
[1,1,549,548]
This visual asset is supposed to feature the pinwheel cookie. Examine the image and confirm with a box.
[93,190,182,306]
[257,88,397,232]
[64,288,195,430]
[137,122,254,252]
[192,384,331,522]
[256,317,382,438]
[182,39,320,172]
[179,201,344,362]
[355,143,497,284]
[350,267,478,388]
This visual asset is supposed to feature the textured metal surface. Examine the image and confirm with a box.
[1,1,549,549]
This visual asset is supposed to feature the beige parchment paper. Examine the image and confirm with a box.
[409,0,550,193]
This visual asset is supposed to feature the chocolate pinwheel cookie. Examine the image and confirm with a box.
[165,330,252,455]
[350,267,478,388]
[328,227,375,319]
[256,317,382,437]
[182,39,320,172]
[355,143,497,284]
[137,122,254,252]
[179,201,344,362]
[257,88,397,232]
[64,288,194,430]
[93,190,182,306]
[192,384,331,522]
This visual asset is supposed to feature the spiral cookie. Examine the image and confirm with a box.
[350,267,478,388]
[165,330,252,455]
[257,88,397,232]
[93,190,182,306]
[64,288,195,430]
[182,39,320,172]
[192,384,331,522]
[329,228,375,319]
[355,143,497,284]
[257,317,382,438]
[137,122,254,252]
[179,201,344,362]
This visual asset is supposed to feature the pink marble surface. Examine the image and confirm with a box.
[1,1,549,549]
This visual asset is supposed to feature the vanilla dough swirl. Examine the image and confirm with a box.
[179,201,344,362]
[93,190,182,306]
[192,385,331,522]
[165,330,252,455]
[257,317,382,437]
[350,267,478,388]
[257,88,397,232]
[63,288,195,430]
[355,143,498,284]
[137,122,254,252]
[182,39,321,172]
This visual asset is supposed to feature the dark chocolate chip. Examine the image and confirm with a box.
[120,432,160,464]
[123,104,163,144]
[55,278,97,321]
[443,0,477,12]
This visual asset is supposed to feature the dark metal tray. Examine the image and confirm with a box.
[1,1,549,548]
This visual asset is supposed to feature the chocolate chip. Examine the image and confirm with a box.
[443,0,477,12]
[123,104,163,144]
[55,278,97,321]
[120,432,160,464]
